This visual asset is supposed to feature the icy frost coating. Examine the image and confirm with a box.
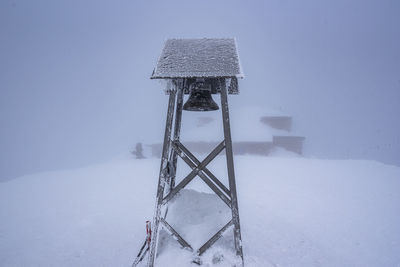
[151,38,243,79]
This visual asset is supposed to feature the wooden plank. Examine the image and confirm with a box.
[198,220,233,256]
[147,89,177,267]
[168,79,184,190]
[161,218,193,251]
[220,78,244,265]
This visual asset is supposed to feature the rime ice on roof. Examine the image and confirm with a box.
[151,38,243,79]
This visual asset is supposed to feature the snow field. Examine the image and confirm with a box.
[0,156,399,266]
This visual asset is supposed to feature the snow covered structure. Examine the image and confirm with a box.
[149,107,306,157]
[151,38,242,89]
[138,38,245,266]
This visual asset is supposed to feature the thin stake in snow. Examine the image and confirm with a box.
[132,221,152,267]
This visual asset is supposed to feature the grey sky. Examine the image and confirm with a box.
[1,0,399,181]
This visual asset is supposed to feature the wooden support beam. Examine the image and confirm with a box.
[220,78,244,265]
[198,220,233,256]
[147,89,177,267]
[168,79,184,190]
[160,218,193,251]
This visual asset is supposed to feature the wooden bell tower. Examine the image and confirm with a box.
[143,38,244,266]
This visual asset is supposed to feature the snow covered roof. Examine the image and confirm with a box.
[151,38,243,79]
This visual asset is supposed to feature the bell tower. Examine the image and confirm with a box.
[136,38,244,267]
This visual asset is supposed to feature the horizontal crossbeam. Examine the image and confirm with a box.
[172,141,231,208]
[160,218,193,251]
[162,140,225,205]
[198,220,234,256]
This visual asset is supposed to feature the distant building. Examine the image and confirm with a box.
[148,107,305,157]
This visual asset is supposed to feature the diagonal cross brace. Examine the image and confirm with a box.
[198,219,234,256]
[160,218,193,251]
[160,217,234,257]
[162,140,225,205]
[173,141,231,197]
[159,140,233,258]
[171,141,232,208]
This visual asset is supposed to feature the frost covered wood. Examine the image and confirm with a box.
[151,38,243,79]
[146,37,245,266]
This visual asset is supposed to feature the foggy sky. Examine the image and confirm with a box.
[1,0,399,181]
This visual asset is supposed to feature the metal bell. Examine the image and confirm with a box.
[183,80,219,111]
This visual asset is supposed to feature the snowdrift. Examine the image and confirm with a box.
[1,156,399,266]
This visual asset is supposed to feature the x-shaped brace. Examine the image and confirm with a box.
[171,141,232,208]
[162,140,227,205]
[160,140,235,255]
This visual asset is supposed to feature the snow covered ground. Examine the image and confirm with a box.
[1,155,399,266]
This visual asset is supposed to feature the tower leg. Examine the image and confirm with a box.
[163,80,184,219]
[169,79,184,190]
[147,89,177,267]
[220,78,244,265]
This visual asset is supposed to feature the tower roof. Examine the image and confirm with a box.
[151,38,243,79]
